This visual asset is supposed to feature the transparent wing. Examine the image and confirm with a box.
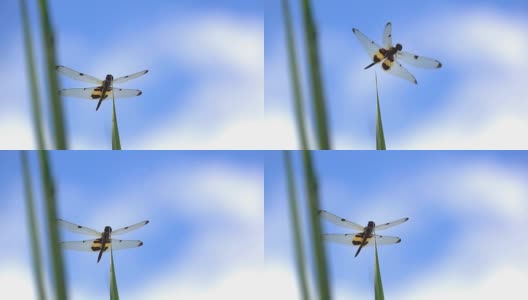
[318,210,364,231]
[112,220,149,236]
[111,88,143,98]
[383,22,392,49]
[59,87,101,99]
[59,88,142,99]
[56,65,103,85]
[323,234,401,246]
[110,239,144,250]
[323,233,364,246]
[397,51,442,68]
[57,219,101,237]
[113,70,149,84]
[61,239,99,251]
[375,217,409,231]
[364,235,402,246]
[352,28,382,58]
[385,61,417,84]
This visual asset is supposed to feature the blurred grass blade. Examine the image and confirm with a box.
[111,97,121,150]
[301,150,331,299]
[374,239,385,300]
[37,0,68,149]
[375,74,386,150]
[282,0,309,150]
[283,151,310,300]
[301,0,332,149]
[20,0,47,150]
[20,151,47,300]
[38,150,67,299]
[110,248,120,300]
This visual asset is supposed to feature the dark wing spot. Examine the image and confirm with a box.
[352,28,357,33]
[77,225,82,228]
[371,41,374,44]
[80,73,84,76]
[124,226,129,229]
[414,55,419,59]
[340,218,346,222]
[145,220,150,224]
[396,238,402,243]
[388,34,392,37]
[437,62,442,68]
[124,76,129,78]
[139,242,144,246]
[137,91,142,96]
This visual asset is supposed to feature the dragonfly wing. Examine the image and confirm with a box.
[385,60,417,84]
[112,220,149,236]
[374,217,409,230]
[362,235,402,246]
[110,239,144,250]
[318,210,364,231]
[110,88,143,98]
[61,239,99,251]
[397,51,442,68]
[59,87,104,100]
[352,28,383,58]
[112,70,149,84]
[323,233,364,246]
[56,66,103,85]
[57,219,101,236]
[383,22,392,49]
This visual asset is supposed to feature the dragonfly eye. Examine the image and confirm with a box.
[395,43,402,51]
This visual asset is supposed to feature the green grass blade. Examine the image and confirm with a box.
[374,239,385,300]
[37,0,68,149]
[282,0,309,150]
[20,151,47,300]
[20,0,47,150]
[375,74,386,150]
[111,97,121,150]
[283,151,310,300]
[301,0,332,149]
[110,248,120,300]
[37,150,67,300]
[301,150,331,299]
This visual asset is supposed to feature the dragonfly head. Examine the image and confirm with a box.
[105,74,114,82]
[367,221,375,229]
[104,226,113,234]
[395,43,402,51]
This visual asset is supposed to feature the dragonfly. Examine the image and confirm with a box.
[319,210,409,257]
[58,219,149,263]
[56,65,148,111]
[352,22,442,84]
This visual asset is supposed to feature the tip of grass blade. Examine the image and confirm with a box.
[111,98,121,150]
[110,247,120,300]
[375,73,386,150]
[374,238,385,300]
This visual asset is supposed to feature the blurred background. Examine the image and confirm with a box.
[0,0,262,149]
[265,151,528,299]
[265,0,528,149]
[0,150,263,299]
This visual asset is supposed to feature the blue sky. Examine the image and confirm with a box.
[265,151,528,299]
[0,1,262,149]
[265,0,528,149]
[0,151,262,299]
